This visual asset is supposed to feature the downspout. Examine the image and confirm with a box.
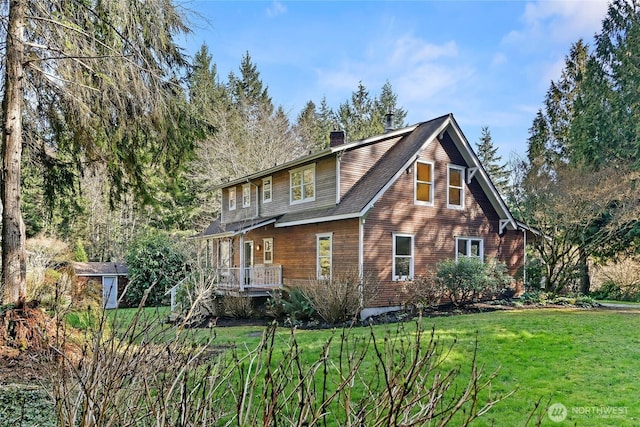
[246,179,260,219]
[239,234,245,292]
[523,228,527,289]
[336,152,343,204]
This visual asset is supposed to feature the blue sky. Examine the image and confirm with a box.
[180,0,609,159]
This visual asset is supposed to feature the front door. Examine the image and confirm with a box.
[103,276,118,309]
[244,241,254,284]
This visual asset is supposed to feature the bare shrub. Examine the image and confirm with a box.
[222,295,255,318]
[51,310,513,426]
[591,256,640,298]
[406,272,443,309]
[303,269,379,324]
[25,237,73,308]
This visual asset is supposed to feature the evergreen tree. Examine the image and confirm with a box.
[571,0,640,167]
[475,127,510,196]
[1,0,193,303]
[376,80,408,129]
[228,51,273,120]
[336,81,407,142]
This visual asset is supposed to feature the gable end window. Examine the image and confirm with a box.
[415,160,434,205]
[447,165,465,209]
[263,176,272,203]
[456,237,483,262]
[242,184,251,208]
[393,233,414,281]
[290,164,316,204]
[228,188,236,211]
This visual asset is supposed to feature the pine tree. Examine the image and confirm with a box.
[475,127,510,196]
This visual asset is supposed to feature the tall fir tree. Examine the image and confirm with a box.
[474,127,510,196]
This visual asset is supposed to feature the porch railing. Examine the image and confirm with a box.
[218,264,282,292]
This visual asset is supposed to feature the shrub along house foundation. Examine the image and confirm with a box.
[195,114,528,318]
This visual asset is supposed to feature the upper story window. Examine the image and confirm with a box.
[415,160,434,205]
[263,176,272,203]
[242,184,251,208]
[456,237,483,262]
[393,233,414,281]
[228,187,236,211]
[290,164,315,204]
[447,165,465,209]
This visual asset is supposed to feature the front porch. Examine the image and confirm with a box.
[216,264,283,297]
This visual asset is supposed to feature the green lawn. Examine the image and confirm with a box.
[93,307,640,425]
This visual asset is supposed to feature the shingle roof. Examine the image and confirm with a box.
[200,113,519,235]
[277,115,450,225]
[72,262,128,276]
[198,216,281,238]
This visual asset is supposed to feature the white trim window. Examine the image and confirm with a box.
[393,233,414,280]
[316,233,332,279]
[242,184,251,208]
[290,164,316,204]
[228,188,236,211]
[456,237,484,262]
[415,160,434,205]
[219,239,231,269]
[263,238,273,264]
[263,176,273,203]
[447,165,465,209]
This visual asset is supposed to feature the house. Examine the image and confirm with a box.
[72,262,129,309]
[196,113,527,318]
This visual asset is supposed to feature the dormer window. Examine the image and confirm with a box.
[263,176,272,203]
[242,184,251,208]
[228,187,236,210]
[290,164,315,204]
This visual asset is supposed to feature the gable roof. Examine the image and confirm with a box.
[72,262,128,276]
[201,113,519,237]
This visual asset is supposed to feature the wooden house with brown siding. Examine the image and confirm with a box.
[196,114,528,318]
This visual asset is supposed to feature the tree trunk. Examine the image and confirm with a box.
[579,246,591,295]
[1,0,27,304]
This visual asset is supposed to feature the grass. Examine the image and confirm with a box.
[55,306,640,425]
[423,308,640,425]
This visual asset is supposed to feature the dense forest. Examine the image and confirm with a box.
[2,0,640,304]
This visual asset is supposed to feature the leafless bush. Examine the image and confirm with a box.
[51,310,514,426]
[222,295,255,318]
[406,272,443,309]
[303,269,379,324]
[591,256,640,294]
[25,237,73,307]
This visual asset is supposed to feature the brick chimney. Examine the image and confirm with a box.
[330,130,346,147]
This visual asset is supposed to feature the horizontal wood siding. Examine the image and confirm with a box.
[222,156,337,224]
[362,133,524,307]
[224,219,360,284]
[339,136,401,199]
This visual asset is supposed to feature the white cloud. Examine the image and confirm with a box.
[503,0,608,46]
[388,37,458,67]
[317,35,471,106]
[266,0,286,18]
